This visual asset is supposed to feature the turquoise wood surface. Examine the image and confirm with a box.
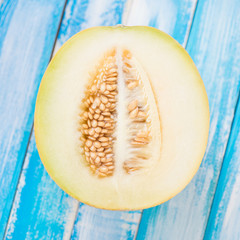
[5,135,78,239]
[0,0,66,239]
[0,0,240,239]
[204,100,240,239]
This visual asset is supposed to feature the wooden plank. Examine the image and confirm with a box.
[71,204,141,240]
[124,0,197,46]
[4,136,79,240]
[0,0,4,8]
[55,0,127,49]
[0,0,66,238]
[136,0,240,239]
[204,100,240,239]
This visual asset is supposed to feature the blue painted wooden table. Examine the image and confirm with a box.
[1,0,240,239]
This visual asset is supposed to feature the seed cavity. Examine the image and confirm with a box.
[79,49,152,177]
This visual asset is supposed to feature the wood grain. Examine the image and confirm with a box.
[123,0,197,46]
[136,0,240,239]
[204,102,240,239]
[4,136,79,240]
[71,204,141,240]
[0,0,66,238]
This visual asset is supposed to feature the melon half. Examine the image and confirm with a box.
[34,26,209,210]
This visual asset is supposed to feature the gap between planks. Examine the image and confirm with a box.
[184,0,199,49]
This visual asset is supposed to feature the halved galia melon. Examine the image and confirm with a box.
[34,26,209,210]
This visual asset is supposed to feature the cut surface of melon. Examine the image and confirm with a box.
[34,26,209,210]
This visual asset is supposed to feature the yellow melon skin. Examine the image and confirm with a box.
[34,26,209,210]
